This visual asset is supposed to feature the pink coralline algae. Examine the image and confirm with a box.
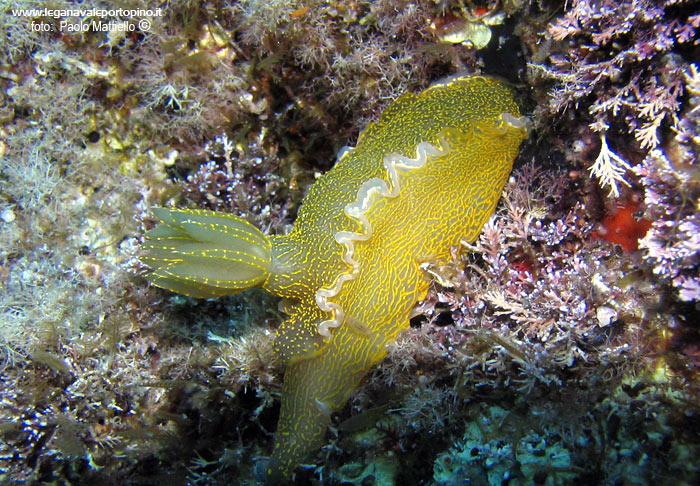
[539,0,699,149]
[630,63,700,302]
[181,133,296,234]
[527,0,700,303]
[633,149,700,302]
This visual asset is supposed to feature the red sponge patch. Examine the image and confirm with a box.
[593,201,652,252]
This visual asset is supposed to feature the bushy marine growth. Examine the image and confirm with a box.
[526,0,699,304]
[529,0,699,196]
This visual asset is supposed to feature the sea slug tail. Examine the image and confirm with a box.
[264,361,333,485]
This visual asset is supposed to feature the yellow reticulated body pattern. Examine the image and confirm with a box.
[141,75,529,484]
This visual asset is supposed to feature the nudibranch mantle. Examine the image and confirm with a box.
[141,75,528,483]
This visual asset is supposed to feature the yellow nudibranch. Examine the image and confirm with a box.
[141,75,528,483]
